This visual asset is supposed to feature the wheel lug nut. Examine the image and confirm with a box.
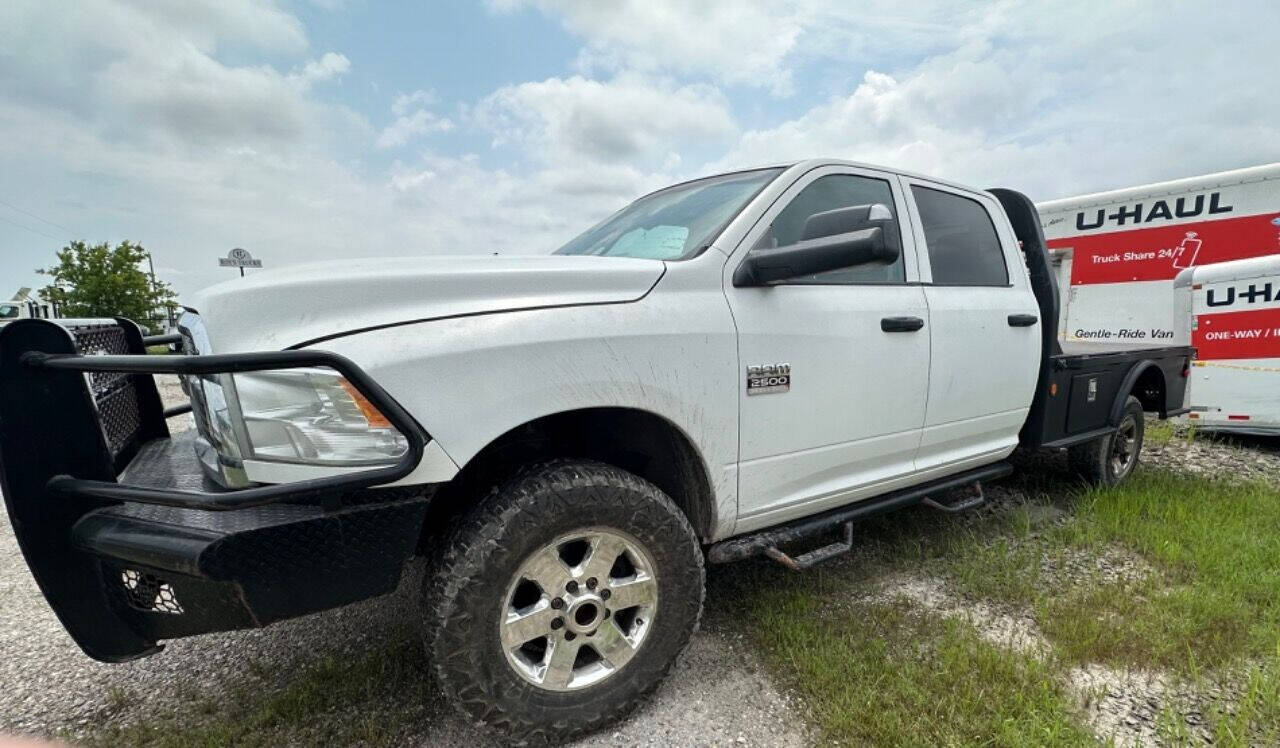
[603,609,611,619]
[600,589,611,600]
[566,580,579,594]
[550,617,563,630]
[550,598,564,610]
[564,631,576,641]
[586,577,597,590]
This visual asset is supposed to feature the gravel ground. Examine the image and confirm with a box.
[1,378,810,746]
[1142,421,1280,481]
[0,525,809,746]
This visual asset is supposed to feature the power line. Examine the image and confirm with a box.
[0,212,65,242]
[0,197,77,235]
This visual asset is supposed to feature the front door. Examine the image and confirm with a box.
[725,166,930,532]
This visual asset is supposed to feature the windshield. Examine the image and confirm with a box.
[0,304,18,319]
[554,168,782,260]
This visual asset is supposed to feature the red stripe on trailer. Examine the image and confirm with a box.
[1228,415,1251,420]
[1192,306,1280,360]
[1047,212,1280,285]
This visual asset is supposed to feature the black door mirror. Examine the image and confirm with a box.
[733,203,900,286]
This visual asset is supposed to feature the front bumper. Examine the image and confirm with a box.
[0,318,429,662]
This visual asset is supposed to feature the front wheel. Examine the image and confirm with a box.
[1069,395,1145,486]
[422,460,704,744]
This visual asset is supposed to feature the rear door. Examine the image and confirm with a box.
[902,180,1041,474]
[726,165,931,531]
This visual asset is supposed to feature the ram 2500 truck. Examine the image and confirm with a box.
[0,160,1192,743]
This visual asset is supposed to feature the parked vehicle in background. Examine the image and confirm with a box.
[0,287,60,326]
[1,159,1192,744]
[1037,163,1280,343]
[1173,255,1280,434]
[1037,163,1280,436]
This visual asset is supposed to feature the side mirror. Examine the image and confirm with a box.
[801,203,894,241]
[733,203,900,286]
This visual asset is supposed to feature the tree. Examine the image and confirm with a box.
[39,240,178,332]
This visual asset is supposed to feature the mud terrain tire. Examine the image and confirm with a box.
[422,460,704,744]
[1069,395,1145,487]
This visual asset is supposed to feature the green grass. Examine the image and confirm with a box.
[944,469,1280,744]
[723,467,1280,745]
[1144,417,1179,446]
[950,471,1280,670]
[718,567,1092,746]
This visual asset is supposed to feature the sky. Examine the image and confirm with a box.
[2,0,1279,301]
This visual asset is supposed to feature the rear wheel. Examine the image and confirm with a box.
[1069,395,1144,486]
[422,460,704,744]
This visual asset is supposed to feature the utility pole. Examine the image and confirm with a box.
[143,250,169,329]
[145,251,158,293]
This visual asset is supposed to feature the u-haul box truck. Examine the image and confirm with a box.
[1173,255,1280,434]
[1037,163,1280,434]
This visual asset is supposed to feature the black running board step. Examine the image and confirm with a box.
[765,521,853,571]
[921,481,986,513]
[706,462,1013,565]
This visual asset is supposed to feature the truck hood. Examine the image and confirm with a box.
[190,255,665,353]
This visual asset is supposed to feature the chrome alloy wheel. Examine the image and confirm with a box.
[1110,414,1139,478]
[499,528,658,691]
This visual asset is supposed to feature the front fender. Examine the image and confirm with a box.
[313,295,740,537]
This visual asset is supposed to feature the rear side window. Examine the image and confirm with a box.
[912,186,1009,286]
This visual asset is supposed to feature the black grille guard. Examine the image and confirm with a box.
[23,343,426,510]
[0,318,430,662]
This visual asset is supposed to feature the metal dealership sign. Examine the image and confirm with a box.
[218,247,262,276]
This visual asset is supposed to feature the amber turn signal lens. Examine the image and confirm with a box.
[338,378,393,429]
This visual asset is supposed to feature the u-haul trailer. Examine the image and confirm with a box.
[1037,163,1280,434]
[1174,255,1280,434]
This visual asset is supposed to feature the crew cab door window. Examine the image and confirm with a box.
[912,186,1009,286]
[754,174,906,284]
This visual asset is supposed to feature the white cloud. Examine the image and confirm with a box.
[377,109,454,149]
[99,51,313,148]
[473,74,736,165]
[115,0,309,55]
[375,89,455,149]
[1,0,355,153]
[289,52,351,87]
[391,90,438,116]
[489,0,801,92]
[4,0,1279,305]
[383,153,665,252]
[711,2,1280,199]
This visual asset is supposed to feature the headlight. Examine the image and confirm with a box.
[234,368,407,464]
[187,367,408,486]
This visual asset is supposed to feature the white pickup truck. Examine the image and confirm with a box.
[1,159,1192,743]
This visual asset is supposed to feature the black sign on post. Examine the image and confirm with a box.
[218,248,263,277]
